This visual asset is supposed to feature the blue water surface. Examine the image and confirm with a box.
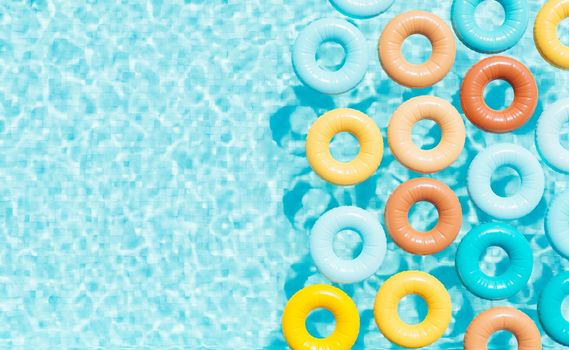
[0,0,568,349]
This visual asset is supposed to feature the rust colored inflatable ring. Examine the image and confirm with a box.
[464,307,541,350]
[384,178,462,255]
[379,11,456,88]
[460,56,538,133]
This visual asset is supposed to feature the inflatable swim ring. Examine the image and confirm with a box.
[388,96,466,173]
[465,307,541,350]
[546,190,569,259]
[384,178,462,255]
[539,272,569,346]
[379,11,456,88]
[461,56,538,133]
[467,143,544,220]
[292,18,368,94]
[374,271,451,348]
[452,0,529,53]
[282,284,360,349]
[330,0,394,18]
[536,98,569,173]
[535,0,569,69]
[310,206,387,284]
[456,223,533,300]
[306,108,383,186]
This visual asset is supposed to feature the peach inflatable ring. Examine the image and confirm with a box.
[388,96,466,173]
[379,11,456,88]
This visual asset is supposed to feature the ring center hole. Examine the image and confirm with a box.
[330,132,360,162]
[475,0,506,30]
[333,229,364,260]
[316,41,346,72]
[562,296,569,322]
[561,121,569,150]
[557,18,569,46]
[306,308,336,338]
[488,330,518,348]
[408,201,439,232]
[398,294,428,324]
[479,246,510,277]
[402,34,432,65]
[490,165,521,197]
[412,119,442,150]
[484,79,514,110]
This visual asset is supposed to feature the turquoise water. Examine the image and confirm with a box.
[0,0,567,349]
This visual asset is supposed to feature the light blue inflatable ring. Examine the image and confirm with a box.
[539,271,569,346]
[292,18,368,95]
[330,0,394,18]
[536,98,569,173]
[451,0,529,53]
[310,206,387,284]
[456,223,532,300]
[546,190,569,259]
[467,143,544,220]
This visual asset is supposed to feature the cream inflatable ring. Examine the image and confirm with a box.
[306,108,383,186]
[293,18,368,94]
[388,96,466,173]
[535,0,569,69]
[467,143,545,220]
[536,98,569,173]
[379,11,456,88]
[310,206,387,284]
[330,0,394,18]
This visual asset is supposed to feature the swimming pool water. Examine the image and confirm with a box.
[0,0,567,349]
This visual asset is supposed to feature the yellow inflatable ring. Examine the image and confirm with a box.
[374,271,451,348]
[306,108,383,186]
[535,0,569,69]
[282,284,360,350]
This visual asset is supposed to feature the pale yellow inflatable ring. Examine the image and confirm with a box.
[306,108,383,186]
[374,271,452,348]
[535,0,569,69]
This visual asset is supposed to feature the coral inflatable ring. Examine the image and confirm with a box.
[461,56,538,133]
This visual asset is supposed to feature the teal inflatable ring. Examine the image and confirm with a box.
[539,271,569,346]
[451,0,529,53]
[456,223,533,300]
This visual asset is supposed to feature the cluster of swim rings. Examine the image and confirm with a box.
[284,0,569,349]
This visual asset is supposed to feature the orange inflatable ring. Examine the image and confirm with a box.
[379,10,456,88]
[384,178,462,255]
[464,307,541,350]
[460,56,538,133]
